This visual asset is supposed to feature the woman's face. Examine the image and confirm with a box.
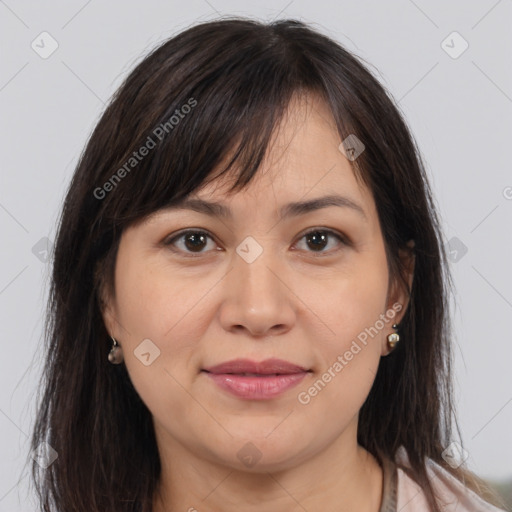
[103,93,413,473]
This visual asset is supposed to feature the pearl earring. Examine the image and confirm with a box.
[108,336,124,364]
[386,324,400,351]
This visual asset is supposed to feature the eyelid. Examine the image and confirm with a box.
[296,226,350,245]
[163,229,219,257]
[293,227,351,255]
[163,227,350,257]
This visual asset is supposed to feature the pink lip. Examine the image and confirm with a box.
[203,372,308,400]
[202,357,309,375]
[202,358,310,400]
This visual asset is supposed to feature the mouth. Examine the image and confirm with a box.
[200,358,312,400]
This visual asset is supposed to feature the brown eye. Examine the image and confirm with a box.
[294,229,348,255]
[164,227,348,258]
[305,231,329,251]
[165,230,216,255]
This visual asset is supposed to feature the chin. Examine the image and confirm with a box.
[213,433,308,472]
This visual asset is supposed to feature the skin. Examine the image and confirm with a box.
[102,92,414,512]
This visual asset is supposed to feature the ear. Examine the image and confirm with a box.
[96,269,120,341]
[101,300,119,341]
[381,239,415,356]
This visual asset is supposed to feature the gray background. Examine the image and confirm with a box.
[1,0,511,509]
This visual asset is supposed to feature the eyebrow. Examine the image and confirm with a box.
[164,194,367,221]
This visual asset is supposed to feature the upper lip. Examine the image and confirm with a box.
[202,358,310,375]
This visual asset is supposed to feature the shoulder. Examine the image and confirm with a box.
[393,447,506,512]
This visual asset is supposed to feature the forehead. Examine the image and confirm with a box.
[189,92,375,216]
[135,91,379,231]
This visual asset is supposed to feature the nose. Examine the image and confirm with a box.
[218,247,296,338]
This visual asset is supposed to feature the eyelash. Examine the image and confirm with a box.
[163,228,349,258]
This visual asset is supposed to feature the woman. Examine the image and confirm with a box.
[29,17,507,512]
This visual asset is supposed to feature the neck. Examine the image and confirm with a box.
[152,422,383,512]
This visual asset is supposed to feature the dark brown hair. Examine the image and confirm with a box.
[28,16,505,512]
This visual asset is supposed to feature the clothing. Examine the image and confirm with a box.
[378,447,506,512]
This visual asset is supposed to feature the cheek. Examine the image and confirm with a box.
[317,255,389,346]
[308,257,389,397]
[113,264,202,424]
[301,295,386,429]
[114,251,202,341]
[112,254,214,400]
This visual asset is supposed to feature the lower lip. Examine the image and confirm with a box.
[203,371,308,400]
